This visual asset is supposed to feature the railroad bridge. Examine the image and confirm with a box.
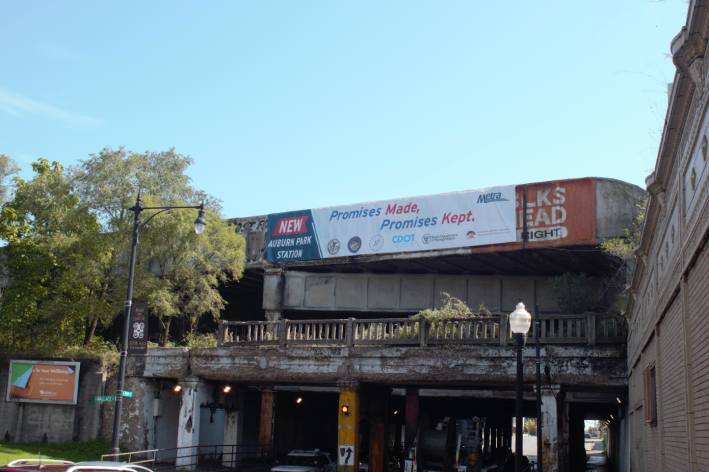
[111,177,642,472]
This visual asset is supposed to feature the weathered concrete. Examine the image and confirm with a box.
[176,375,214,469]
[541,385,560,472]
[100,376,158,452]
[281,272,605,314]
[166,345,628,387]
[129,348,190,379]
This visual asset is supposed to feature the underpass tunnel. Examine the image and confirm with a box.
[272,390,340,456]
[567,401,620,470]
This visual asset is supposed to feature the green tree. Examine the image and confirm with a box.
[69,147,244,346]
[548,272,597,314]
[138,195,245,345]
[0,153,20,203]
[0,159,108,352]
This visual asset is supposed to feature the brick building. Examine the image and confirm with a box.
[625,1,709,470]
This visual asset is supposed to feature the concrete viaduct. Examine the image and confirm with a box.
[102,177,642,472]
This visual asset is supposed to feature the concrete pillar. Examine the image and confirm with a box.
[338,380,361,472]
[176,376,203,470]
[404,388,418,444]
[223,392,244,467]
[258,385,275,454]
[540,384,560,472]
[263,268,284,313]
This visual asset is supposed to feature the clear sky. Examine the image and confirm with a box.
[0,1,689,218]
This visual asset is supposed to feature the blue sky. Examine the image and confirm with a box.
[0,1,689,218]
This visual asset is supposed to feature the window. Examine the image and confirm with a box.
[643,362,657,425]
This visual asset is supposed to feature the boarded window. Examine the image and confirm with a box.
[643,362,657,425]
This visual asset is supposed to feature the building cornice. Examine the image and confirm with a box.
[628,1,707,310]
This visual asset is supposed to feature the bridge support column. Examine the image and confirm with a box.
[176,375,210,470]
[365,386,391,472]
[405,388,418,444]
[540,384,560,472]
[258,384,275,455]
[338,381,361,472]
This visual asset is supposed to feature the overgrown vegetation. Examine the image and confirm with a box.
[548,272,597,314]
[599,193,648,314]
[0,438,124,464]
[0,148,246,360]
[412,293,490,324]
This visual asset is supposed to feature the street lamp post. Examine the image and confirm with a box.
[110,191,207,455]
[534,303,542,472]
[510,299,532,472]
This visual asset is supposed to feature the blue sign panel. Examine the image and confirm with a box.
[266,210,322,262]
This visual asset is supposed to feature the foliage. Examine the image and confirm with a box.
[62,337,121,378]
[548,272,596,314]
[0,147,246,354]
[184,332,218,348]
[413,293,490,324]
[600,195,648,314]
[136,194,245,345]
[0,153,20,203]
[0,438,125,464]
[0,159,109,353]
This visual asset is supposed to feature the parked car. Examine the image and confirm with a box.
[358,455,400,472]
[0,460,155,472]
[584,433,591,439]
[272,450,335,472]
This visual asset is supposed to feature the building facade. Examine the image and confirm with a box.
[626,1,709,471]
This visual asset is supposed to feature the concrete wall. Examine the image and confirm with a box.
[180,345,627,388]
[281,271,603,314]
[0,357,104,443]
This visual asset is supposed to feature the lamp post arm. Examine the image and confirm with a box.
[137,208,172,235]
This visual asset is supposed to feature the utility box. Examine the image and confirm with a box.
[153,398,163,417]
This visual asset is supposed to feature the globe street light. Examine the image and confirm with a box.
[110,192,206,455]
[510,299,531,472]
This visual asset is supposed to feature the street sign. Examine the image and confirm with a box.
[95,396,116,402]
[94,391,132,402]
[338,445,354,466]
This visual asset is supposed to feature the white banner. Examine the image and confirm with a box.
[310,186,516,258]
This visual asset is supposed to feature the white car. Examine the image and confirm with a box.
[272,450,335,472]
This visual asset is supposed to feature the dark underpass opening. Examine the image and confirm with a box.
[273,391,340,457]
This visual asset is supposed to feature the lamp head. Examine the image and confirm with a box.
[194,204,206,235]
[509,299,532,334]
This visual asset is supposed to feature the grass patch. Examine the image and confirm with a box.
[0,438,123,465]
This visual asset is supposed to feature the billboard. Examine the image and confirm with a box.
[266,186,516,262]
[6,360,80,405]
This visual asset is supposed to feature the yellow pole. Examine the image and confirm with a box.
[338,382,360,472]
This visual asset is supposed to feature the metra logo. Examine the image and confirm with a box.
[477,192,509,204]
[272,216,309,236]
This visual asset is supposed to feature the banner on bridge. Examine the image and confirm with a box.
[266,186,516,262]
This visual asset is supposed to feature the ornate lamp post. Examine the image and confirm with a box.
[510,299,532,472]
[110,192,206,455]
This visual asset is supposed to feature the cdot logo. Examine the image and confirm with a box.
[392,234,415,244]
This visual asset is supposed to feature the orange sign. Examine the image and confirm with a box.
[470,177,597,254]
[515,177,597,246]
[6,360,80,404]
